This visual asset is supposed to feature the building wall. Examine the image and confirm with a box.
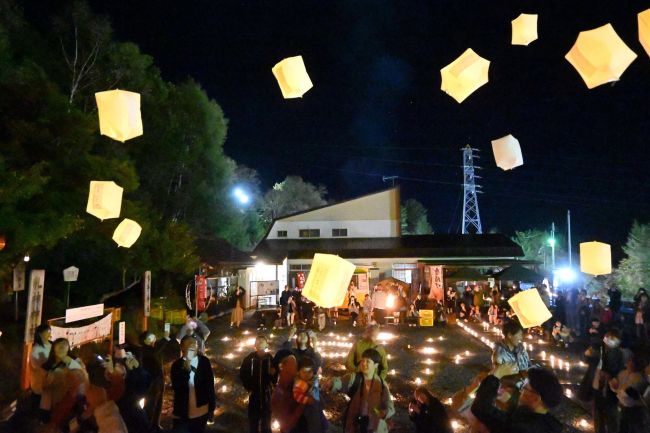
[267,219,398,239]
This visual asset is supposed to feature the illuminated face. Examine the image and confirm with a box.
[40,328,51,342]
[360,357,378,376]
[298,366,314,382]
[414,389,429,405]
[53,340,69,360]
[507,330,523,347]
[182,339,198,357]
[296,332,308,346]
[255,338,268,353]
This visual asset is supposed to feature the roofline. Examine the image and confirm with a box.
[252,186,400,250]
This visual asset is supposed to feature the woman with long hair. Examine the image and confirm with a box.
[231,286,246,327]
[30,324,52,411]
[40,338,86,426]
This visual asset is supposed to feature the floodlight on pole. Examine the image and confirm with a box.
[232,187,250,205]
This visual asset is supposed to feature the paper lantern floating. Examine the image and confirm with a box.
[639,9,650,58]
[112,219,142,248]
[272,56,313,99]
[580,241,612,276]
[86,181,123,221]
[95,89,143,142]
[511,13,538,46]
[302,253,355,308]
[0,234,5,251]
[491,134,524,170]
[440,48,490,103]
[508,289,552,328]
[565,24,637,89]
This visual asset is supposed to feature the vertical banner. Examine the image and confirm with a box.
[24,270,45,343]
[195,275,207,312]
[118,321,125,345]
[13,263,26,292]
[296,272,306,289]
[143,271,151,317]
[429,265,444,301]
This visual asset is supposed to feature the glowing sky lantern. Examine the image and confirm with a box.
[86,181,123,221]
[491,134,524,170]
[565,24,637,89]
[272,56,313,99]
[440,48,490,103]
[638,9,650,58]
[302,253,355,307]
[580,241,612,276]
[95,89,143,142]
[112,219,142,248]
[508,289,552,328]
[511,13,538,46]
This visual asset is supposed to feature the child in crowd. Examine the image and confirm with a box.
[293,357,326,433]
[488,304,499,325]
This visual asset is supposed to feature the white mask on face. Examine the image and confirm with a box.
[603,337,620,349]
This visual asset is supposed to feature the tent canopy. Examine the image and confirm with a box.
[494,265,542,283]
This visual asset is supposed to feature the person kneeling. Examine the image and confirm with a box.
[471,363,563,433]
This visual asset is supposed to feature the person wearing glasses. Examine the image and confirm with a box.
[471,363,563,433]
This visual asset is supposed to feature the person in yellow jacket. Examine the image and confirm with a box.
[346,324,388,380]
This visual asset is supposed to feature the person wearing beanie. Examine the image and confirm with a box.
[471,363,563,433]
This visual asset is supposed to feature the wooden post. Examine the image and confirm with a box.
[20,342,32,390]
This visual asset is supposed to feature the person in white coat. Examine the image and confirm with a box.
[30,324,52,412]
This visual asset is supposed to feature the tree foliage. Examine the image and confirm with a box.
[614,221,650,297]
[400,199,433,235]
[511,229,566,272]
[261,176,328,222]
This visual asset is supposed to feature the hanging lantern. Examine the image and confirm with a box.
[0,234,5,251]
[565,24,637,89]
[491,134,524,170]
[580,241,612,276]
[511,13,538,46]
[508,289,552,328]
[86,181,123,221]
[302,253,355,307]
[112,219,142,248]
[95,89,143,142]
[440,48,490,103]
[638,9,650,58]
[272,56,313,99]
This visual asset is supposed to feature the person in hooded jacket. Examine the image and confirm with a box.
[240,335,277,433]
[471,363,563,433]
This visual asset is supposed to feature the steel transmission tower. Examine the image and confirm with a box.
[461,145,483,234]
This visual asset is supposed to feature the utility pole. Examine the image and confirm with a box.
[461,145,483,234]
[567,210,572,267]
[550,222,556,270]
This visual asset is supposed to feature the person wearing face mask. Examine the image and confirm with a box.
[592,330,627,433]
[240,336,277,433]
[171,335,216,433]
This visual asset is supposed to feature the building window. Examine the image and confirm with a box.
[392,263,416,284]
[277,230,287,238]
[299,229,320,238]
[332,228,348,237]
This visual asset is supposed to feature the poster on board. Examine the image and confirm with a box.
[24,270,45,343]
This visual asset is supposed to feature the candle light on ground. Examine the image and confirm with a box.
[451,420,460,430]
[565,389,572,398]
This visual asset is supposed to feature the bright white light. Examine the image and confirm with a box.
[451,420,460,430]
[138,398,145,409]
[421,347,436,355]
[233,187,250,205]
[23,254,30,262]
[556,267,576,283]
[386,294,395,308]
[272,420,280,430]
[377,332,396,341]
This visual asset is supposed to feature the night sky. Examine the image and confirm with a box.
[34,1,650,257]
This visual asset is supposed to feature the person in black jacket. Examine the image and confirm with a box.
[171,335,216,433]
[139,331,165,431]
[471,363,563,433]
[409,386,452,433]
[240,335,277,433]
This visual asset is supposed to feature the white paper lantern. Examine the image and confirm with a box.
[508,289,552,328]
[302,253,355,307]
[112,219,142,248]
[565,24,637,89]
[580,241,612,276]
[511,13,538,46]
[272,56,313,99]
[86,181,123,221]
[95,89,143,142]
[491,134,524,170]
[440,48,490,103]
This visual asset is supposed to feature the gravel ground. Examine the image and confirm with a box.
[158,314,593,433]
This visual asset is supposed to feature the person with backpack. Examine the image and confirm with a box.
[346,324,388,380]
[328,348,394,433]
